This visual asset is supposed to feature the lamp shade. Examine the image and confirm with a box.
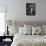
[5,20,12,26]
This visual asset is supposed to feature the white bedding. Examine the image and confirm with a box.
[11,33,46,46]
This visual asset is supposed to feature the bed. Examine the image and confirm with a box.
[11,21,46,46]
[11,33,46,46]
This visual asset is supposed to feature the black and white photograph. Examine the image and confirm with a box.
[26,3,36,16]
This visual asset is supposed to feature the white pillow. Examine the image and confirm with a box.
[8,26,19,36]
[24,24,32,35]
[24,24,32,29]
[41,25,45,35]
[24,27,32,35]
[42,25,46,33]
[19,27,32,35]
[19,27,25,34]
[32,26,41,35]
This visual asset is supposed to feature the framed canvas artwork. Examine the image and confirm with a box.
[26,3,36,16]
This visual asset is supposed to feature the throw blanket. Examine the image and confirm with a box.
[11,33,46,46]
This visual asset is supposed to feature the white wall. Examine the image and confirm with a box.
[0,0,46,21]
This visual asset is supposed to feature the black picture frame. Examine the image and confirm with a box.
[26,3,36,16]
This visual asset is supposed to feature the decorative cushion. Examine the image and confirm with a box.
[32,26,41,35]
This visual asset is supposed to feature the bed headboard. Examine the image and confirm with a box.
[6,20,46,27]
[15,21,46,27]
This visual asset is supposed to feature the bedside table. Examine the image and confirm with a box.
[3,36,13,42]
[0,36,13,42]
[0,36,13,46]
[3,41,12,46]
